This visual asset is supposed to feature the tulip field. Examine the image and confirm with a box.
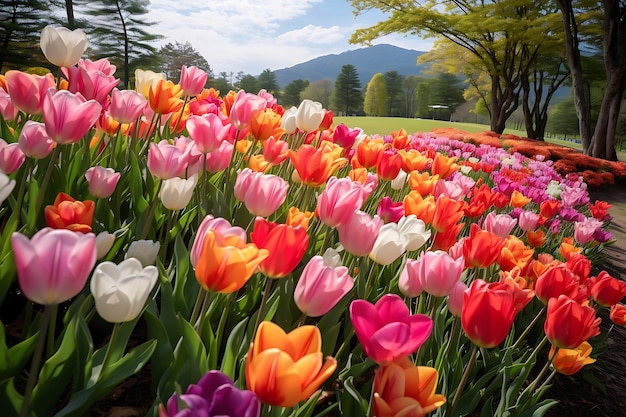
[2,25,626,417]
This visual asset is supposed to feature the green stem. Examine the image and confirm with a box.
[45,304,58,359]
[12,158,32,226]
[189,289,206,324]
[138,180,162,240]
[215,294,233,349]
[33,145,62,224]
[98,322,121,382]
[195,291,214,333]
[253,277,274,332]
[510,306,546,352]
[449,344,479,416]
[19,305,53,417]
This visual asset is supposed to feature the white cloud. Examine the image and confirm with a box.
[276,25,345,45]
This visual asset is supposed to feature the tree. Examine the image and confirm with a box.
[302,79,334,109]
[402,75,423,118]
[256,69,280,96]
[546,98,580,138]
[282,79,309,108]
[334,64,362,115]
[213,72,234,93]
[157,41,213,84]
[415,81,430,119]
[75,0,161,88]
[556,0,626,159]
[430,72,465,119]
[236,73,258,93]
[0,0,61,71]
[363,73,388,116]
[350,0,561,133]
[383,71,404,116]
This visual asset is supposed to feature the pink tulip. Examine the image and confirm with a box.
[294,256,354,317]
[85,166,121,198]
[349,294,433,365]
[0,139,25,174]
[11,228,96,305]
[262,136,289,165]
[78,58,117,76]
[401,250,465,298]
[42,89,102,144]
[377,197,404,224]
[190,215,247,267]
[574,217,603,245]
[518,210,540,232]
[62,65,119,105]
[4,70,55,115]
[147,140,190,179]
[316,176,366,227]
[229,90,267,130]
[186,113,230,153]
[483,212,517,238]
[447,281,469,317]
[337,210,383,257]
[0,90,18,121]
[109,88,147,124]
[202,141,233,173]
[234,168,288,217]
[18,121,56,159]
[180,65,208,96]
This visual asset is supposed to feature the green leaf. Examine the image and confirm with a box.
[0,327,38,381]
[340,376,368,417]
[144,309,174,391]
[220,318,249,379]
[292,390,322,417]
[0,378,21,417]
[518,399,559,417]
[26,178,40,232]
[172,235,197,318]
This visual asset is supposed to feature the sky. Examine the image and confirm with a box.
[146,0,434,76]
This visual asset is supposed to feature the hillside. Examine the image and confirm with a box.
[273,44,428,87]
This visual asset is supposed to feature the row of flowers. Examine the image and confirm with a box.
[0,25,625,417]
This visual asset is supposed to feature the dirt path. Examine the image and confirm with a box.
[547,184,626,417]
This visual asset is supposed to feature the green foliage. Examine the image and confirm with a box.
[383,70,404,116]
[282,79,310,108]
[236,73,259,93]
[256,69,280,96]
[415,81,431,118]
[334,64,363,115]
[363,73,388,116]
[302,78,334,109]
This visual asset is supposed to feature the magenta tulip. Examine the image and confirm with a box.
[350,294,433,365]
[337,210,383,257]
[62,65,119,105]
[0,139,25,174]
[42,89,102,145]
[85,166,121,198]
[11,228,96,305]
[294,256,354,317]
[316,176,366,227]
[186,113,230,153]
[179,65,208,96]
[5,70,55,115]
[18,121,56,159]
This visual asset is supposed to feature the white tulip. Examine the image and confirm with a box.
[134,69,166,98]
[369,222,409,265]
[281,106,298,133]
[125,239,160,266]
[295,99,324,132]
[90,258,158,323]
[159,174,198,211]
[40,25,88,67]
[0,172,15,206]
[398,215,431,252]
[95,231,116,260]
[391,170,408,191]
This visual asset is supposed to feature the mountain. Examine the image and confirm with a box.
[273,44,428,88]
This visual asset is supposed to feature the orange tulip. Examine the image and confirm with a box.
[509,190,531,208]
[610,303,626,326]
[236,138,253,154]
[550,342,596,375]
[431,222,463,251]
[221,90,237,116]
[148,79,183,114]
[430,153,457,179]
[431,195,465,233]
[246,321,337,407]
[559,237,583,260]
[540,199,562,218]
[391,128,410,149]
[403,192,435,224]
[399,149,430,173]
[462,224,505,268]
[373,357,446,417]
[498,267,535,312]
[251,217,309,278]
[526,229,546,247]
[286,206,314,230]
[353,137,384,169]
[288,142,346,187]
[408,171,439,196]
[348,167,369,184]
[44,192,94,233]
[250,108,286,142]
[247,154,271,173]
[194,230,268,293]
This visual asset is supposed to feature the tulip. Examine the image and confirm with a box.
[0,90,18,120]
[294,256,354,317]
[316,176,366,227]
[234,169,288,217]
[288,142,347,187]
[549,342,596,375]
[42,89,102,145]
[544,295,601,349]
[11,228,96,305]
[610,304,626,326]
[85,166,121,199]
[0,139,25,174]
[250,108,285,142]
[0,172,16,207]
[195,230,268,293]
[62,65,119,105]
[159,174,198,211]
[510,190,531,208]
[588,200,612,220]
[331,123,358,148]
[483,212,517,238]
[355,137,384,168]
[4,70,55,115]
[286,206,314,230]
[179,65,208,96]
[245,321,337,407]
[40,25,88,67]
[402,251,465,298]
[403,192,436,225]
[461,279,517,348]
[391,169,408,191]
[280,106,297,133]
[376,147,403,181]
[78,58,116,76]
[540,199,562,218]
[186,113,230,154]
[377,196,404,224]
[44,192,94,233]
[162,370,260,417]
[109,88,147,124]
[295,99,325,132]
[18,121,56,159]
[431,195,465,233]
[431,153,457,179]
[447,281,468,317]
[230,90,267,130]
[373,358,446,417]
[589,271,626,307]
[534,263,580,304]
[574,217,603,245]
[398,215,431,251]
[149,79,183,114]
[190,216,247,268]
[95,231,115,260]
[125,239,160,267]
[350,294,433,365]
[90,258,158,323]
[147,140,190,180]
[518,210,540,232]
[462,224,505,268]
[337,210,383,257]
[369,222,409,265]
[135,69,166,98]
[262,136,289,165]
[250,217,309,278]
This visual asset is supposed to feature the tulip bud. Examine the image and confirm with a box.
[125,239,160,266]
[159,174,198,211]
[95,231,115,260]
[40,25,88,67]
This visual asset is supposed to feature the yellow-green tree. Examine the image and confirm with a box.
[350,0,561,134]
[364,73,388,116]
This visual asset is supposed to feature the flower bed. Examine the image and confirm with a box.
[1,26,626,417]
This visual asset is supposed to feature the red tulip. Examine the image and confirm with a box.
[544,295,600,349]
[589,271,626,307]
[250,217,309,278]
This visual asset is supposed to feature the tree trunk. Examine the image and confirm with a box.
[489,74,518,134]
[65,0,75,29]
[556,0,593,153]
[114,0,130,88]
